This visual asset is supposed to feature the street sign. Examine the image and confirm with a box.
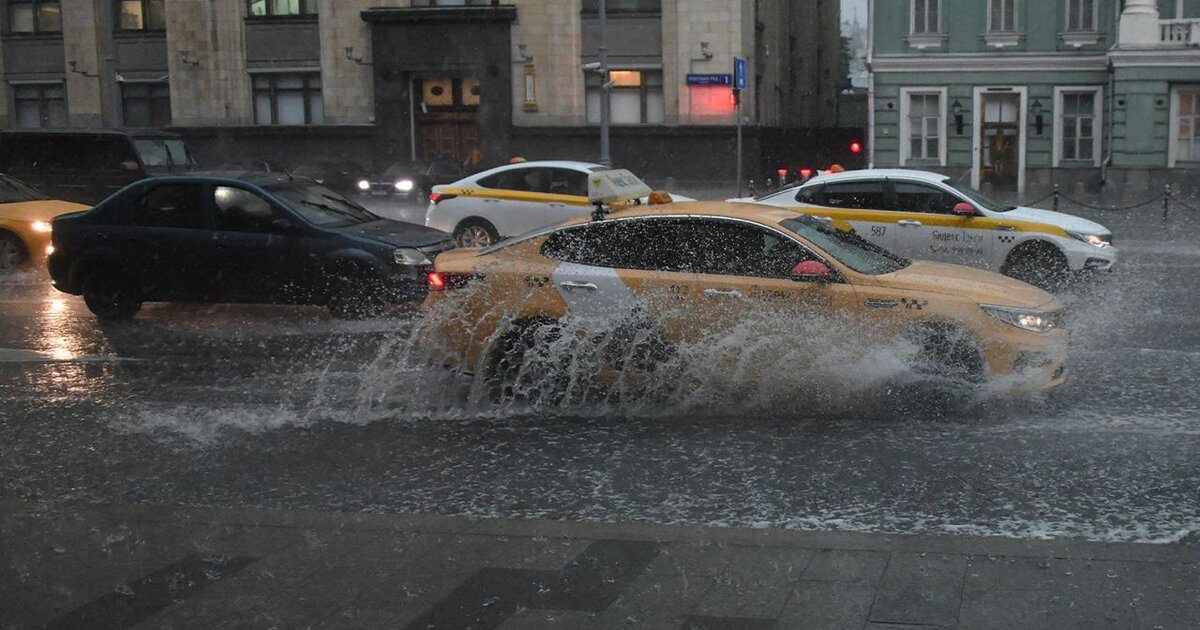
[686,74,732,87]
[734,57,747,91]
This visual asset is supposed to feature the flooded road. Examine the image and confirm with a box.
[2,205,1199,544]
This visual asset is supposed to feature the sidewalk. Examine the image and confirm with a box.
[3,500,1197,629]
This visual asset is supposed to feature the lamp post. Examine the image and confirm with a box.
[598,0,611,166]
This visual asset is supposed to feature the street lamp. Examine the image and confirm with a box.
[1031,99,1044,135]
[951,100,964,135]
[597,0,611,166]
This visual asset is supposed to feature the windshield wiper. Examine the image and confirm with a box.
[297,199,368,222]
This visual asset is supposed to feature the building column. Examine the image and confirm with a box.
[61,0,105,126]
[1118,0,1160,47]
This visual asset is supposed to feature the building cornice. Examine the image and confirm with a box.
[870,53,1108,73]
[1109,48,1200,67]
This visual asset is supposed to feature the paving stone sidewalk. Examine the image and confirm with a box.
[2,500,1197,630]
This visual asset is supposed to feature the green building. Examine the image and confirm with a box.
[868,0,1200,195]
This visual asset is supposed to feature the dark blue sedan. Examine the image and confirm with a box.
[47,174,454,319]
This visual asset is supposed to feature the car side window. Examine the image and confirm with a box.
[547,169,588,197]
[822,182,887,210]
[679,219,812,278]
[541,219,686,271]
[214,186,292,234]
[133,184,207,229]
[794,184,823,204]
[478,167,545,193]
[893,182,963,214]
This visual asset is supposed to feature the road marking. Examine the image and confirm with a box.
[0,348,143,364]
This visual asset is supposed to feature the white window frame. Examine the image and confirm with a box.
[1064,0,1098,32]
[910,0,940,34]
[1052,86,1103,167]
[899,87,948,167]
[987,0,1018,32]
[1168,85,1200,168]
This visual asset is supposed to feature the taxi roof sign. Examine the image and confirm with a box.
[588,169,652,205]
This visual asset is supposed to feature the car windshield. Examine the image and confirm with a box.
[0,173,47,202]
[383,162,423,179]
[266,182,377,227]
[944,179,1016,212]
[133,139,194,169]
[781,215,910,275]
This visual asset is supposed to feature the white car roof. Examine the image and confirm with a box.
[804,168,951,186]
[466,160,606,181]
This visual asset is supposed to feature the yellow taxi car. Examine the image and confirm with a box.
[0,173,89,272]
[423,172,1069,397]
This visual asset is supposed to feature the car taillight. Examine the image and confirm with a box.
[429,192,457,204]
[427,271,476,291]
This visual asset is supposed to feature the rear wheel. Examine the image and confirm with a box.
[486,319,565,404]
[0,232,28,272]
[454,219,499,248]
[82,270,142,320]
[1002,242,1070,291]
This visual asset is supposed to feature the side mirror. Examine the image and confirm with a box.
[952,202,977,216]
[793,260,832,282]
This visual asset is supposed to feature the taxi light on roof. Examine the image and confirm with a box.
[587,169,652,205]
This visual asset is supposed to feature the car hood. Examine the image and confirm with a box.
[332,219,451,248]
[993,205,1110,235]
[871,260,1060,310]
[0,200,91,221]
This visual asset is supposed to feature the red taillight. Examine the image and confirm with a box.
[429,192,457,204]
[427,271,476,291]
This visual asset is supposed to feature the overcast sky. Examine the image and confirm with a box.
[841,0,868,25]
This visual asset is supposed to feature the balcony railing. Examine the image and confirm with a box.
[1160,19,1200,46]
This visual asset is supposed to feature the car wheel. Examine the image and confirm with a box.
[454,220,500,248]
[1001,242,1070,291]
[82,270,142,320]
[327,266,386,319]
[486,318,565,404]
[0,232,28,273]
[908,323,985,385]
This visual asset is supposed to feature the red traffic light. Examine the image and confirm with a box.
[849,141,863,154]
[799,167,814,179]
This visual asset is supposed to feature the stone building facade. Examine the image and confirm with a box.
[0,0,846,179]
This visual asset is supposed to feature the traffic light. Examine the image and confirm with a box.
[849,140,863,155]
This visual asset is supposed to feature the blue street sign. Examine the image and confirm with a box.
[734,57,747,90]
[686,74,732,87]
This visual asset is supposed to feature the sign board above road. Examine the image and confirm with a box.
[686,74,732,87]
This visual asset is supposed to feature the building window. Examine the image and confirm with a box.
[911,0,939,34]
[253,73,324,125]
[7,0,61,33]
[900,89,945,166]
[581,0,661,13]
[1065,0,1096,31]
[13,83,67,128]
[988,0,1017,32]
[118,0,165,30]
[1058,91,1097,164]
[247,0,316,17]
[586,70,664,125]
[122,82,171,128]
[1173,87,1200,165]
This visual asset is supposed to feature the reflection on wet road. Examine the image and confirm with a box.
[1,210,1199,544]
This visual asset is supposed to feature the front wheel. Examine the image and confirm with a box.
[82,271,142,320]
[454,220,499,248]
[1002,242,1070,291]
[0,232,28,272]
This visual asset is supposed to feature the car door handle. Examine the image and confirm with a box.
[704,288,743,299]
[994,225,1016,231]
[898,220,922,226]
[560,281,598,291]
[548,202,566,208]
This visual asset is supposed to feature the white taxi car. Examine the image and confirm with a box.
[426,160,689,248]
[733,169,1116,288]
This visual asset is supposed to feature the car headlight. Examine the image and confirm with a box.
[357,179,371,191]
[393,248,431,266]
[980,304,1060,334]
[1066,231,1112,248]
[31,221,52,233]
[395,179,415,192]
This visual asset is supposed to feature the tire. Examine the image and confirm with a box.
[327,265,386,319]
[907,323,985,385]
[0,232,28,273]
[454,219,500,248]
[82,270,142,320]
[1001,242,1070,291]
[485,319,564,404]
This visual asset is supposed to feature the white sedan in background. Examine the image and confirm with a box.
[426,160,690,247]
[732,169,1116,288]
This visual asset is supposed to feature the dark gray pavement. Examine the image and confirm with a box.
[4,499,1198,630]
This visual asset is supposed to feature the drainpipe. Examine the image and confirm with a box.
[1102,60,1115,185]
[866,0,875,169]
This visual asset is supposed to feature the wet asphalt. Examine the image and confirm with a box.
[1,198,1198,543]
